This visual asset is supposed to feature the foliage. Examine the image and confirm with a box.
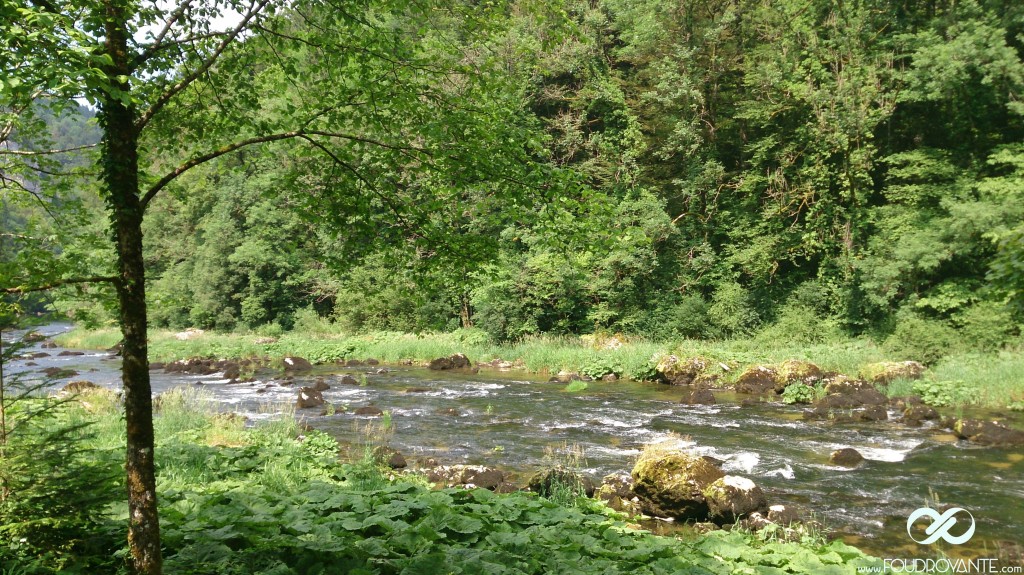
[781,384,819,405]
[0,335,121,573]
[2,393,880,574]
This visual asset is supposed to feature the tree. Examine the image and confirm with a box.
[1,1,540,572]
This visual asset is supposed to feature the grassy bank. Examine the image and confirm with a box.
[54,326,1024,410]
[0,387,879,574]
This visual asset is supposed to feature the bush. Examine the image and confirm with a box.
[708,282,759,338]
[953,301,1019,352]
[883,314,960,364]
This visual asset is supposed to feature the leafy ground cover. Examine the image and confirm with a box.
[0,387,880,574]
[56,327,1024,410]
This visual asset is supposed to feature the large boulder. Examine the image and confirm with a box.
[283,356,313,372]
[860,361,925,385]
[429,353,471,370]
[953,419,1024,446]
[631,451,725,520]
[595,472,642,516]
[773,360,823,392]
[528,468,596,498]
[295,387,325,409]
[734,366,779,394]
[656,355,709,386]
[815,386,888,409]
[702,475,768,523]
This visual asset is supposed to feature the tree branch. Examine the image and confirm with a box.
[140,127,426,209]
[140,130,303,209]
[135,0,272,132]
[0,143,98,156]
[134,0,195,66]
[2,276,118,294]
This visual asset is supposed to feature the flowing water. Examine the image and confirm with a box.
[4,324,1023,560]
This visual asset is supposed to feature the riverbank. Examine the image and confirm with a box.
[0,386,880,574]
[55,326,1024,410]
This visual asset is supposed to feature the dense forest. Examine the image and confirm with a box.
[4,2,1024,573]
[5,0,1024,358]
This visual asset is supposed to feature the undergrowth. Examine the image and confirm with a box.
[0,385,881,574]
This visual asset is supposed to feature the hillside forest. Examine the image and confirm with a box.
[4,0,1024,362]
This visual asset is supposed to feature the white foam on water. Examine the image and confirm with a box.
[595,418,643,428]
[855,444,921,463]
[586,445,642,457]
[764,464,795,479]
[722,451,761,474]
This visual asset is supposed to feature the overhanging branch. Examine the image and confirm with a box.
[2,276,118,294]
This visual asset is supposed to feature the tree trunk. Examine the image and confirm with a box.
[102,2,162,573]
[460,293,473,328]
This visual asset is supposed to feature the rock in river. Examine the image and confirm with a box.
[829,448,864,467]
[631,451,725,520]
[703,475,768,523]
[953,419,1024,446]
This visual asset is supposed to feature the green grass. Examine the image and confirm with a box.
[54,326,1024,409]
[0,386,881,574]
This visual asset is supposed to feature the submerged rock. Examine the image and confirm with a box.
[682,388,716,405]
[57,350,85,356]
[829,448,864,467]
[703,475,768,523]
[631,451,725,520]
[353,406,384,416]
[339,375,359,385]
[953,419,1024,446]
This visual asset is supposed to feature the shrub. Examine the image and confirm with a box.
[883,314,960,364]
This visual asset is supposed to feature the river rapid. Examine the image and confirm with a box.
[4,324,1023,562]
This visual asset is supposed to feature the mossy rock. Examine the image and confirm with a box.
[631,452,724,520]
[774,360,822,389]
[734,366,779,394]
[655,355,711,386]
[860,361,925,385]
[702,475,768,523]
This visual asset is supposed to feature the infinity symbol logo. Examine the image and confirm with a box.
[906,507,976,545]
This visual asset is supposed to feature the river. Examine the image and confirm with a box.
[4,323,1022,561]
